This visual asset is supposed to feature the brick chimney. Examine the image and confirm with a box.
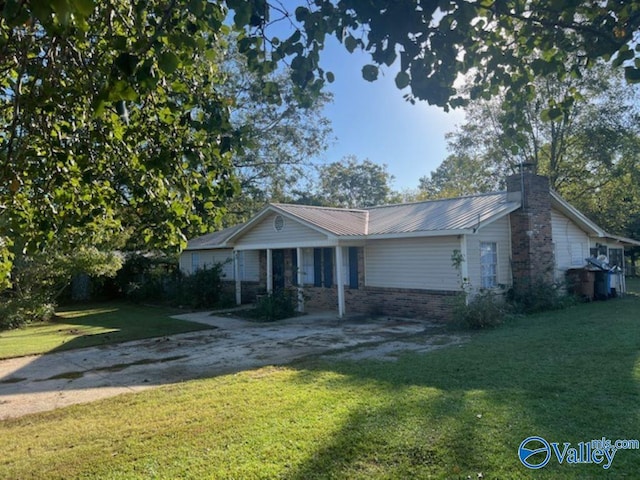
[507,166,555,294]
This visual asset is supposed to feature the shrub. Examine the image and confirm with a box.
[0,297,55,330]
[252,289,297,322]
[176,265,230,309]
[507,280,574,314]
[0,248,120,330]
[114,253,179,302]
[113,253,234,310]
[453,291,510,329]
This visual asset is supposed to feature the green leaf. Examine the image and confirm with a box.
[613,47,634,67]
[158,51,180,74]
[541,107,563,122]
[395,71,410,89]
[344,35,358,53]
[295,6,309,22]
[326,71,335,83]
[114,53,138,76]
[70,0,94,17]
[362,64,378,82]
[625,67,640,83]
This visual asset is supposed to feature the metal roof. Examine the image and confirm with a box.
[366,192,521,235]
[271,203,369,236]
[184,223,244,250]
[185,192,523,249]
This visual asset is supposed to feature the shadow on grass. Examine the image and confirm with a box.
[49,302,213,353]
[284,293,640,479]
[0,302,216,393]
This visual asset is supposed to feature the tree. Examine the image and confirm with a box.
[417,154,500,199]
[12,1,640,109]
[419,64,640,239]
[316,156,394,208]
[0,1,246,323]
[220,43,333,224]
[281,1,640,110]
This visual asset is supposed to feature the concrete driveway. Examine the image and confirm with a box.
[0,312,466,420]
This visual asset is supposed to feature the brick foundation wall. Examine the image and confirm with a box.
[304,284,458,322]
[347,286,459,321]
[507,173,555,293]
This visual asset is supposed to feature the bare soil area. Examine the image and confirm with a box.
[0,312,466,419]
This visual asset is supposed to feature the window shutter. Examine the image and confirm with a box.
[348,247,359,289]
[323,248,333,288]
[313,248,322,287]
[291,249,298,286]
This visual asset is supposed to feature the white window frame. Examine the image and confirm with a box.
[480,242,498,289]
[301,248,315,285]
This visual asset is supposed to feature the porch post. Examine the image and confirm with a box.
[460,235,470,305]
[234,250,242,305]
[266,248,273,293]
[296,247,304,312]
[335,246,345,318]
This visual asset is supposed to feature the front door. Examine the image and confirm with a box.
[272,249,285,290]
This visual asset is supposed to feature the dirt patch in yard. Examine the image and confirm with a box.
[324,332,468,362]
[0,313,467,420]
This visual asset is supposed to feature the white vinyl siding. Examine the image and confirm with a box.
[235,212,328,248]
[179,249,259,281]
[551,209,590,280]
[365,236,461,291]
[466,216,512,290]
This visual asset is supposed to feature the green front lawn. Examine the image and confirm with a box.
[0,303,212,359]
[1,284,639,478]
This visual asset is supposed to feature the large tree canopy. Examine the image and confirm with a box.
[418,64,640,239]
[220,43,333,224]
[315,156,394,208]
[274,0,640,110]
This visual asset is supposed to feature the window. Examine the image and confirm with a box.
[609,248,623,268]
[311,248,334,288]
[273,215,285,232]
[341,248,350,287]
[191,253,200,273]
[301,248,315,285]
[570,243,584,266]
[480,242,498,289]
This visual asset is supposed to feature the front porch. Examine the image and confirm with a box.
[231,246,457,321]
[233,246,363,318]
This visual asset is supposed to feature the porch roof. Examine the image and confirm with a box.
[271,203,369,236]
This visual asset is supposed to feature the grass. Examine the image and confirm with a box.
[0,303,212,359]
[0,281,639,478]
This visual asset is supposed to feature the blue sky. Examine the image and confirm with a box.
[311,37,466,191]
